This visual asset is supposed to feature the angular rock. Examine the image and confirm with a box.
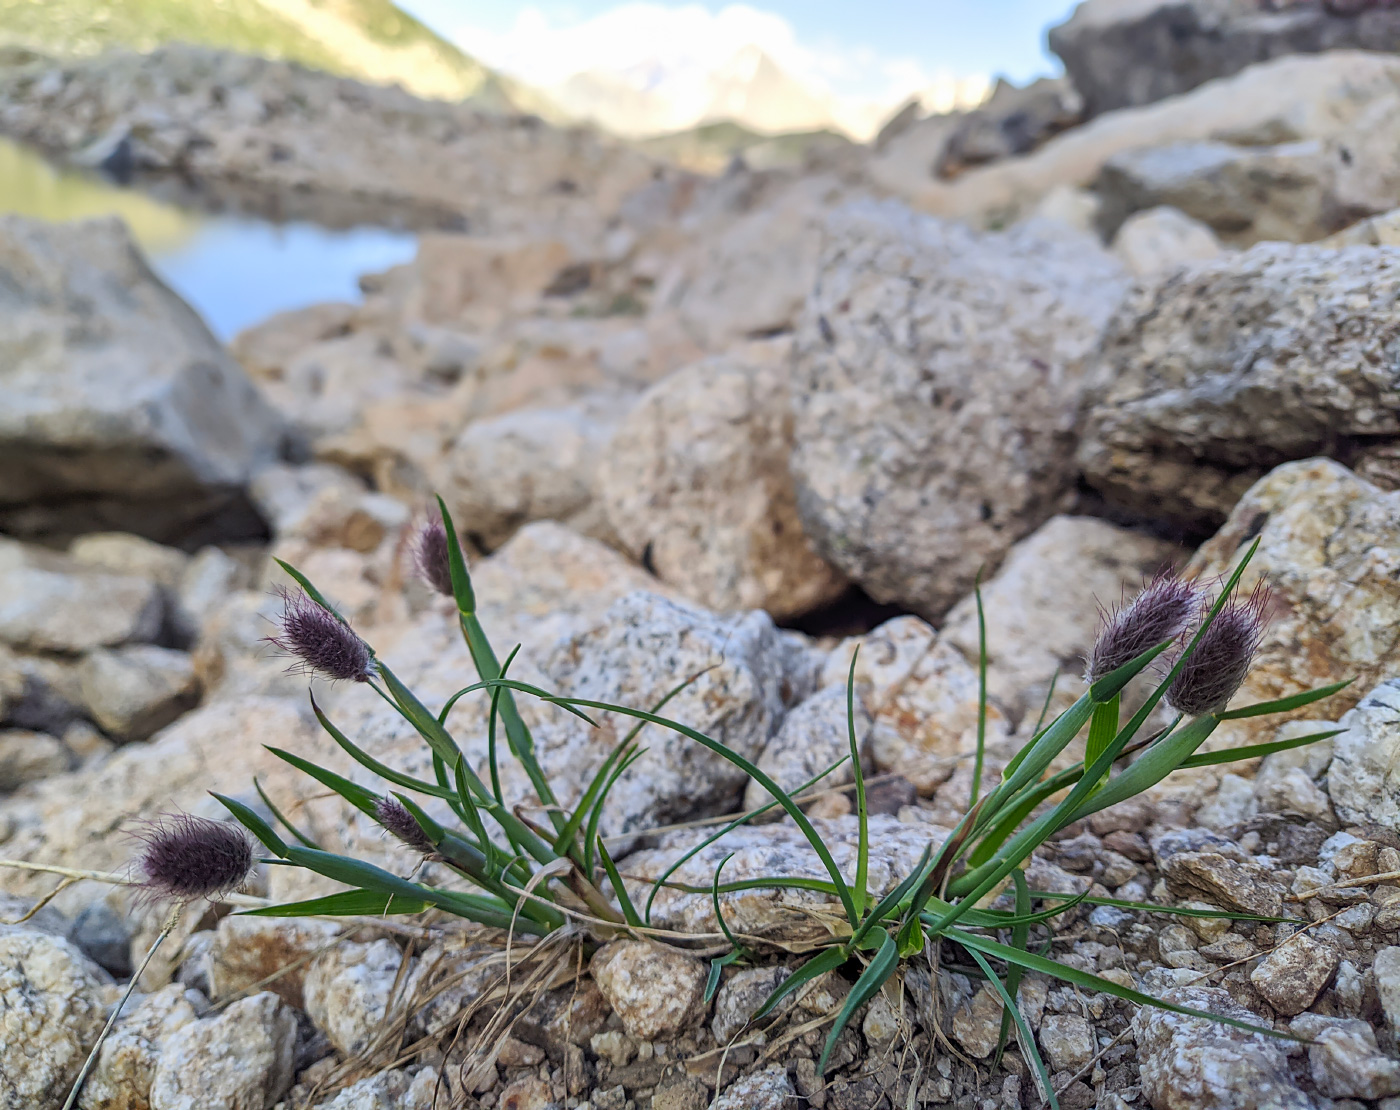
[589,941,707,1040]
[712,966,792,1045]
[620,814,949,940]
[1049,0,1400,117]
[1079,247,1400,530]
[0,929,111,1110]
[1133,973,1312,1110]
[743,685,863,812]
[1374,945,1400,1026]
[599,352,846,620]
[1249,932,1339,1016]
[1111,205,1223,278]
[149,992,296,1110]
[303,939,410,1057]
[444,392,629,552]
[1290,1013,1400,1099]
[68,534,189,590]
[711,1064,794,1110]
[1162,850,1286,917]
[1327,679,1400,830]
[248,463,406,552]
[208,916,342,1010]
[1190,461,1400,747]
[1039,1013,1096,1073]
[0,215,280,544]
[0,728,70,791]
[908,52,1400,229]
[822,618,1011,794]
[77,984,204,1110]
[309,1068,439,1110]
[936,76,1083,178]
[939,515,1183,724]
[78,646,200,742]
[0,541,164,654]
[790,199,1128,617]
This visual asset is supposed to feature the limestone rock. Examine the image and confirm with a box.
[0,729,70,791]
[904,52,1400,229]
[936,76,1083,178]
[1324,205,1400,247]
[1329,679,1400,830]
[309,1069,439,1110]
[77,984,204,1110]
[149,992,296,1110]
[230,302,354,382]
[939,515,1183,725]
[248,463,406,553]
[711,1064,794,1110]
[743,685,863,812]
[303,939,410,1057]
[444,391,630,552]
[1290,1013,1400,1099]
[1039,1013,1096,1073]
[78,646,200,742]
[1049,0,1400,117]
[1248,933,1338,1016]
[599,352,846,620]
[208,916,342,1010]
[1189,461,1400,748]
[620,814,949,939]
[711,967,792,1046]
[68,534,189,591]
[1111,206,1223,278]
[1374,945,1400,1026]
[0,929,111,1110]
[589,941,707,1040]
[822,617,1011,795]
[0,541,163,654]
[0,215,280,544]
[790,199,1128,618]
[1079,247,1400,530]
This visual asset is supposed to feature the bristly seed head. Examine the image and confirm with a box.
[1087,569,1200,684]
[1166,581,1271,717]
[133,814,254,904]
[375,795,435,854]
[268,589,374,683]
[415,520,454,597]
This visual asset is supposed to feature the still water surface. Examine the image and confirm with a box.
[0,137,418,339]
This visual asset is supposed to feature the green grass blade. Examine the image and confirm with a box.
[597,836,643,928]
[266,747,380,818]
[1177,728,1344,769]
[818,930,898,1074]
[753,946,848,1021]
[705,950,743,1006]
[212,792,289,858]
[253,778,320,850]
[995,869,1033,1065]
[1031,891,1299,924]
[949,927,1297,1041]
[583,745,646,878]
[977,691,1095,831]
[851,845,931,949]
[434,494,477,614]
[1084,694,1120,786]
[239,889,429,917]
[971,576,989,807]
[1217,680,1353,720]
[1062,714,1219,826]
[710,852,749,955]
[271,558,357,632]
[639,754,850,926]
[966,944,1057,1110]
[846,649,869,917]
[390,792,446,845]
[311,693,457,801]
[1030,670,1060,739]
[377,664,465,768]
[488,681,861,929]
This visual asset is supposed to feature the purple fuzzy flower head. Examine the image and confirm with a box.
[374,795,435,855]
[133,814,254,904]
[414,519,454,597]
[1166,582,1272,717]
[1087,570,1201,684]
[268,589,374,683]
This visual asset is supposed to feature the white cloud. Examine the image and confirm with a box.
[453,3,988,141]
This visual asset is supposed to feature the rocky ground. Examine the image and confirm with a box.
[5,2,1400,1108]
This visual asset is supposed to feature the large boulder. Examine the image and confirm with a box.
[901,52,1400,228]
[789,199,1128,618]
[1078,243,1400,531]
[0,216,282,544]
[598,351,847,620]
[1049,0,1400,119]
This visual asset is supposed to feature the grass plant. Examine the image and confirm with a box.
[219,499,1350,1105]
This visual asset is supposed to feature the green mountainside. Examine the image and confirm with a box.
[0,0,538,107]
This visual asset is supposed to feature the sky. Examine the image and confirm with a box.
[397,1,1082,137]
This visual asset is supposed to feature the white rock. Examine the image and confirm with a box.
[77,984,205,1110]
[1038,1013,1096,1073]
[0,929,111,1110]
[0,215,281,544]
[710,1064,794,1110]
[303,939,411,1057]
[0,728,70,791]
[149,991,296,1110]
[790,199,1128,617]
[589,941,707,1040]
[1290,1013,1400,1099]
[599,352,846,620]
[78,646,200,742]
[743,685,862,812]
[1111,206,1222,277]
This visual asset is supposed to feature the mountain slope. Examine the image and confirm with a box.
[0,0,511,104]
